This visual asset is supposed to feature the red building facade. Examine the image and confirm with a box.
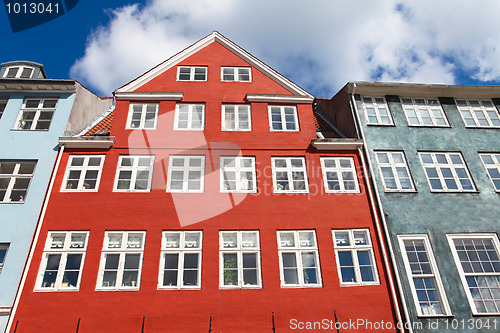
[8,32,402,332]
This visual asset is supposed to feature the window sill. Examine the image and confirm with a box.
[429,190,479,194]
[219,286,262,290]
[280,284,323,288]
[158,286,201,290]
[10,129,50,132]
[113,189,151,193]
[407,125,451,128]
[366,123,395,127]
[384,189,418,193]
[339,282,380,287]
[464,126,500,129]
[34,288,80,292]
[416,314,454,318]
[125,128,157,130]
[95,287,140,292]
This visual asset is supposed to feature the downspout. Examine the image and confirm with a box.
[5,144,66,333]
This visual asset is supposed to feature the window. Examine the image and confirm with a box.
[222,104,251,131]
[320,157,359,193]
[269,106,299,131]
[0,99,7,119]
[220,156,256,193]
[159,231,202,289]
[174,104,205,130]
[126,103,158,129]
[456,99,500,128]
[220,231,261,288]
[221,67,251,82]
[419,152,475,192]
[480,153,500,191]
[0,160,36,203]
[0,244,9,274]
[36,232,89,291]
[272,157,309,193]
[177,66,207,81]
[113,156,154,192]
[401,98,449,127]
[277,230,322,287]
[14,98,57,130]
[62,155,105,192]
[362,96,393,125]
[167,156,205,192]
[448,234,500,314]
[375,151,415,191]
[97,231,145,290]
[3,66,35,78]
[333,229,379,286]
[398,235,451,316]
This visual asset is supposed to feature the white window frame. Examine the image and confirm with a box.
[401,98,449,127]
[158,231,202,290]
[221,67,252,82]
[456,99,500,128]
[61,155,105,192]
[0,160,36,203]
[219,231,262,289]
[14,98,58,131]
[398,235,452,316]
[166,155,205,193]
[332,229,379,286]
[480,153,500,192]
[268,105,299,132]
[419,152,475,192]
[0,99,7,119]
[3,65,35,78]
[320,157,360,193]
[447,234,500,315]
[220,156,256,193]
[96,231,146,291]
[375,151,415,192]
[113,155,155,192]
[277,230,322,288]
[221,104,252,131]
[271,157,309,193]
[362,96,393,125]
[35,231,89,291]
[177,66,207,81]
[0,244,9,274]
[125,103,158,130]
[174,104,205,130]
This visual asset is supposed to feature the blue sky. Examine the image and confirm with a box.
[2,0,500,98]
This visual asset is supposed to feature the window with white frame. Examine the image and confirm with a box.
[375,151,415,191]
[36,232,89,291]
[114,156,154,192]
[269,106,299,131]
[398,235,451,316]
[159,231,202,289]
[221,67,251,82]
[14,98,57,130]
[3,65,35,78]
[277,230,322,287]
[272,157,308,193]
[401,98,449,127]
[174,104,205,130]
[333,229,379,286]
[362,96,393,125]
[220,156,256,193]
[419,152,475,192]
[222,104,251,131]
[0,99,7,119]
[480,153,500,191]
[456,99,500,128]
[177,66,207,81]
[167,155,205,192]
[320,157,359,193]
[0,160,36,203]
[220,231,261,288]
[62,155,105,192]
[0,244,9,274]
[126,103,158,129]
[97,231,145,290]
[448,234,500,314]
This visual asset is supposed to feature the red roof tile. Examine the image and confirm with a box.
[83,111,114,136]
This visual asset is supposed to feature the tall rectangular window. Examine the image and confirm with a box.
[159,231,202,289]
[480,153,500,191]
[97,231,145,290]
[0,99,7,119]
[220,231,261,288]
[320,157,359,193]
[62,155,105,192]
[222,105,251,131]
[277,230,322,288]
[401,98,449,127]
[220,156,256,193]
[0,244,9,274]
[177,66,207,81]
[221,67,251,82]
[272,157,309,193]
[126,103,158,129]
[113,155,154,192]
[398,235,451,316]
[333,229,379,286]
[375,151,415,191]
[448,234,500,314]
[36,232,89,291]
[456,99,500,128]
[362,96,393,125]
[167,156,205,192]
[174,104,205,130]
[0,160,36,203]
[269,106,299,131]
[14,98,57,130]
[419,152,475,192]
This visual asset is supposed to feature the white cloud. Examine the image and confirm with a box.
[70,0,500,97]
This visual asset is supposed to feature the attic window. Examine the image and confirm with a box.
[3,66,35,79]
[177,66,207,81]
[221,67,251,82]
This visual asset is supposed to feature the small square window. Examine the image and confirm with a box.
[401,98,449,127]
[14,98,57,131]
[456,99,500,128]
[362,96,393,125]
[0,244,9,274]
[272,157,309,193]
[62,155,105,192]
[126,103,158,129]
[222,105,251,131]
[419,152,475,192]
[0,100,7,120]
[113,155,154,192]
[220,156,256,193]
[269,106,299,131]
[375,151,415,192]
[0,160,36,203]
[177,66,207,81]
[174,104,205,130]
[221,67,252,82]
[480,153,500,191]
[320,157,359,193]
[167,156,205,192]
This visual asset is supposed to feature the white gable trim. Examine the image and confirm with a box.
[115,91,184,101]
[246,94,313,104]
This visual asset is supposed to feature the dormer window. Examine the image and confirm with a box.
[3,66,35,79]
[221,67,251,82]
[177,66,207,81]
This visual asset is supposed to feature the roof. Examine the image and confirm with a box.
[83,110,114,136]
